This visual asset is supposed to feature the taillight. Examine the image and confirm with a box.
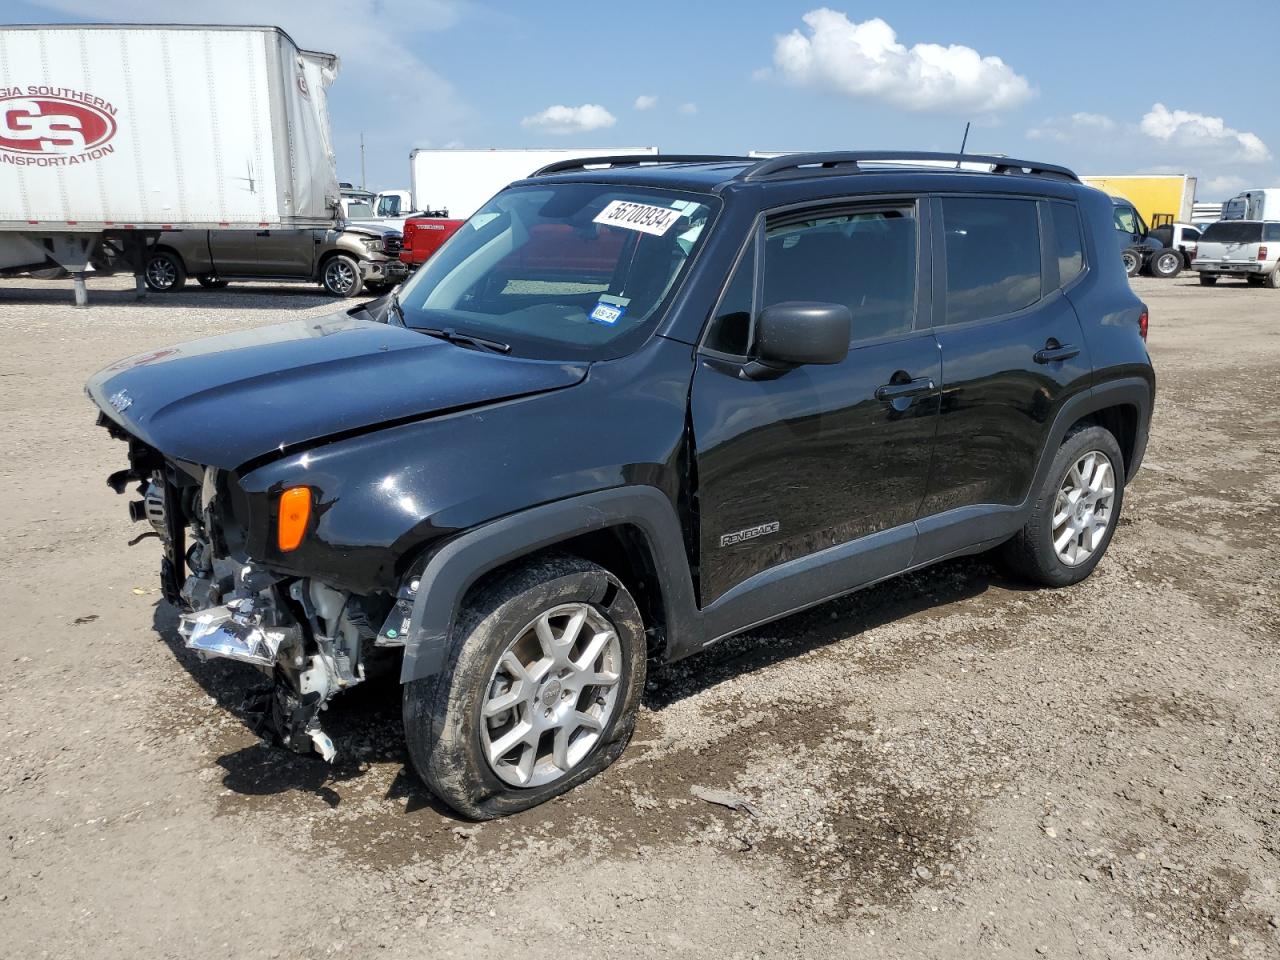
[277,486,312,552]
[1259,246,1269,262]
[402,221,417,245]
[1138,309,1149,341]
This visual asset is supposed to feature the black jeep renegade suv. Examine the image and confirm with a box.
[88,152,1154,819]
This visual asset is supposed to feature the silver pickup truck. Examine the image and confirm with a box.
[143,223,408,298]
[1192,220,1280,288]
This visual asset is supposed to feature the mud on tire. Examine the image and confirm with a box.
[403,555,647,820]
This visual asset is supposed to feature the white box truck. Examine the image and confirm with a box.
[368,147,660,232]
[0,24,339,304]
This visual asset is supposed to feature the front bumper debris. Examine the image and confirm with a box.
[179,596,299,667]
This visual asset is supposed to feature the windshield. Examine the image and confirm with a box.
[394,183,717,359]
[1202,221,1263,243]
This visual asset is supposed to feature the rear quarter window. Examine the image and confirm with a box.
[1264,223,1280,242]
[1047,201,1085,287]
[942,197,1042,325]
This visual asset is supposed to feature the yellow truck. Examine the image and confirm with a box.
[1081,175,1197,228]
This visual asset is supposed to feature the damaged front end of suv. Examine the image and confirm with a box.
[85,311,587,764]
[98,414,396,761]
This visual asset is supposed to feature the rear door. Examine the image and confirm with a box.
[918,196,1092,543]
[690,199,940,605]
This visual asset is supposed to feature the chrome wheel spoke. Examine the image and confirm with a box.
[487,721,534,764]
[574,628,615,672]
[551,725,572,771]
[482,683,525,719]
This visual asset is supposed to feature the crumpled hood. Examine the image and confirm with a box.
[86,313,587,470]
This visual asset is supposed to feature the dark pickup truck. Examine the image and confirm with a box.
[89,152,1153,819]
[143,223,408,297]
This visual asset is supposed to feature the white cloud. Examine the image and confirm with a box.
[769,8,1033,113]
[520,104,617,134]
[1139,103,1271,164]
[677,102,698,115]
[1025,105,1271,166]
[1027,112,1116,143]
[1202,174,1249,196]
[634,95,658,111]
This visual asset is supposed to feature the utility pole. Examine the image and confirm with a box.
[360,132,367,190]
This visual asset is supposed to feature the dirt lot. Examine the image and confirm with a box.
[1,274,1276,960]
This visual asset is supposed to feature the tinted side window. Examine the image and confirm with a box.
[1048,201,1085,286]
[762,208,917,342]
[1264,223,1280,242]
[704,238,755,355]
[942,198,1042,325]
[1183,227,1201,241]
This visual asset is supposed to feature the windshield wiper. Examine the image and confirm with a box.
[418,326,511,354]
[388,293,406,326]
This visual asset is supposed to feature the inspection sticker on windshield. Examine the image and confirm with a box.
[593,199,685,236]
[589,294,629,325]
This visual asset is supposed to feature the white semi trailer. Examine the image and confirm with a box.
[0,24,339,304]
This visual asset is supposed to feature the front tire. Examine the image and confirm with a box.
[1199,274,1218,286]
[196,274,228,289]
[320,254,363,297]
[1149,249,1183,279]
[998,425,1125,587]
[1121,249,1142,278]
[404,556,647,820]
[1267,267,1280,290]
[143,251,186,292]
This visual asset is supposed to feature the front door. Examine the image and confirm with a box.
[690,200,939,606]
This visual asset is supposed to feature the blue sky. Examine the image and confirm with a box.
[10,0,1278,199]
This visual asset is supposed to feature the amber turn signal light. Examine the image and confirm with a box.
[277,486,311,552]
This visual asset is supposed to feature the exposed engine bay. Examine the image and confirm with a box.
[102,417,408,762]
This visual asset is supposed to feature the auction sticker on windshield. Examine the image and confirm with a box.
[593,199,685,236]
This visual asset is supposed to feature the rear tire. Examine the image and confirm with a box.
[998,425,1125,587]
[320,254,363,297]
[196,274,228,289]
[1149,249,1183,279]
[143,251,186,292]
[1199,274,1218,286]
[404,555,646,820]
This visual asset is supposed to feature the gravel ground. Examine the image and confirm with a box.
[1,273,1277,959]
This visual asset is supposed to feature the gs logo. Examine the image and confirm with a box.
[0,95,117,155]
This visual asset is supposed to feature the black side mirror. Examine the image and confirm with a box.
[755,301,852,367]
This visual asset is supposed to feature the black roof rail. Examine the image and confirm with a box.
[738,151,1079,183]
[532,154,751,176]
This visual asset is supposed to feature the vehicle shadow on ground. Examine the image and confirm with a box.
[0,280,369,310]
[152,553,1027,817]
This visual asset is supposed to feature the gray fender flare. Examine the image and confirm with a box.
[399,486,697,682]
